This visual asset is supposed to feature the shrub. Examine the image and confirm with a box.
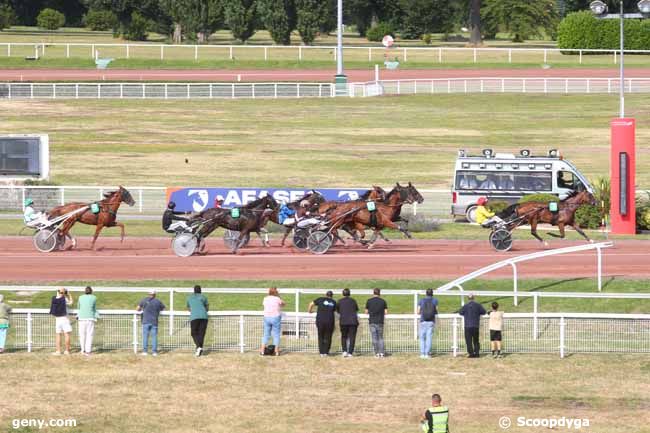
[591,176,610,222]
[558,11,650,50]
[636,191,650,231]
[37,8,65,30]
[518,193,557,204]
[366,22,395,42]
[422,33,432,45]
[0,4,15,30]
[404,214,440,232]
[487,200,509,214]
[122,12,149,41]
[84,9,118,31]
[575,204,602,229]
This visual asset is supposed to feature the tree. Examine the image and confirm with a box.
[295,0,329,44]
[258,0,296,45]
[37,8,65,29]
[160,0,223,44]
[482,0,558,42]
[224,0,257,43]
[0,4,15,30]
[84,9,118,31]
[469,0,482,45]
[398,0,455,39]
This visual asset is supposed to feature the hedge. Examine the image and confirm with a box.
[518,193,557,204]
[558,11,650,50]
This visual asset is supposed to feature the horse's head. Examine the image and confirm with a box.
[577,190,597,206]
[392,182,416,205]
[118,186,136,207]
[299,190,325,211]
[370,185,387,201]
[262,194,279,211]
[407,182,424,204]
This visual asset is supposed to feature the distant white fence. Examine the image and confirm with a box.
[0,82,334,99]
[0,185,451,218]
[4,309,650,357]
[349,77,650,97]
[3,42,650,65]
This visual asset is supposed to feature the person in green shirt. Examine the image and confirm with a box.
[186,285,209,357]
[0,294,12,353]
[77,286,98,356]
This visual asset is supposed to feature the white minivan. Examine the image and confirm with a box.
[452,149,594,223]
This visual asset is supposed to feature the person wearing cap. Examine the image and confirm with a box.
[162,201,189,233]
[278,201,297,227]
[308,290,337,357]
[0,294,12,354]
[23,198,47,225]
[458,294,486,358]
[420,394,449,433]
[475,197,504,227]
[137,290,166,356]
[77,286,98,357]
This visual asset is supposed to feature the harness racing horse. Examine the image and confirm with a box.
[326,182,423,248]
[194,195,279,254]
[262,190,326,247]
[499,190,597,244]
[48,186,136,250]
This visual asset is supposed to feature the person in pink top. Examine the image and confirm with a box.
[260,287,285,356]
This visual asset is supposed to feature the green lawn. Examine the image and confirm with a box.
[2,277,649,314]
[1,94,649,188]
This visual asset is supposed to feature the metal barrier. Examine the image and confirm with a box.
[5,309,650,358]
[2,42,650,65]
[349,77,650,97]
[0,82,335,100]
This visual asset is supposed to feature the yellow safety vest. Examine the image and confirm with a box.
[421,406,449,433]
[475,206,495,225]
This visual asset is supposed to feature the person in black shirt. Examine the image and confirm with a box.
[308,290,337,357]
[365,288,388,357]
[162,201,189,233]
[459,294,487,358]
[336,288,359,357]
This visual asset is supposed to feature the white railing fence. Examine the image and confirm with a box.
[2,43,650,65]
[0,82,334,100]
[0,186,450,218]
[349,78,650,97]
[5,309,650,358]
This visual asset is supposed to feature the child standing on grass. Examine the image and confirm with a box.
[489,302,504,358]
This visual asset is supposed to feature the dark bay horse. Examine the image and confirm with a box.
[48,186,136,250]
[261,190,326,247]
[499,190,597,244]
[194,195,279,254]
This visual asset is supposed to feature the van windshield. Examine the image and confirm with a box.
[455,171,552,192]
[557,171,586,191]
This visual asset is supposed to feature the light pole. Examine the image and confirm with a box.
[334,0,347,95]
[589,0,649,234]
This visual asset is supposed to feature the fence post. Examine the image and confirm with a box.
[559,316,565,358]
[7,43,10,57]
[452,316,458,357]
[533,294,538,340]
[138,189,143,213]
[7,82,10,99]
[508,49,512,63]
[438,48,442,63]
[597,246,602,291]
[164,83,168,100]
[264,46,268,61]
[368,47,371,62]
[565,79,569,94]
[299,45,302,61]
[480,79,484,93]
[21,187,25,211]
[30,83,34,99]
[587,79,590,94]
[608,78,611,93]
[66,44,70,58]
[544,78,547,94]
[544,49,547,64]
[209,84,213,99]
[132,313,138,354]
[169,289,174,336]
[413,292,418,341]
[473,48,476,63]
[403,47,407,62]
[501,78,505,93]
[187,84,190,99]
[126,44,130,59]
[160,45,164,60]
[579,50,582,64]
[297,83,300,98]
[120,83,123,99]
[229,46,233,60]
[27,311,32,353]
[195,45,198,61]
[60,187,65,205]
[464,80,467,94]
[295,289,300,338]
[91,44,95,59]
[231,84,235,99]
[239,314,245,353]
[397,81,400,95]
[510,262,518,306]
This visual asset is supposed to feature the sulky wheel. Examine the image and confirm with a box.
[33,229,58,253]
[307,231,333,255]
[293,228,309,250]
[224,230,249,250]
[489,228,513,252]
[172,233,199,257]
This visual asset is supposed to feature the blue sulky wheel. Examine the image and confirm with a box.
[307,231,333,255]
[489,228,513,252]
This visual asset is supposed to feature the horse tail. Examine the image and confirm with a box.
[498,204,518,219]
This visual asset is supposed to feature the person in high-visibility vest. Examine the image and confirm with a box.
[420,394,449,433]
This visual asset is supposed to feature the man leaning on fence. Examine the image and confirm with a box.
[365,288,388,358]
[187,285,209,357]
[308,290,337,357]
[459,294,486,358]
[137,290,165,356]
[418,289,438,359]
[77,286,98,357]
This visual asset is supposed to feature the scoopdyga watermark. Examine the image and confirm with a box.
[499,415,590,430]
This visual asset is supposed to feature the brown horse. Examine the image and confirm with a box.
[501,190,597,244]
[48,186,135,250]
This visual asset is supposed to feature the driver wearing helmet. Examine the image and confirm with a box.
[23,198,47,226]
[162,201,189,233]
[278,200,297,227]
[475,197,502,227]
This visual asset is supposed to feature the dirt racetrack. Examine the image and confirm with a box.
[3,67,650,82]
[0,237,648,282]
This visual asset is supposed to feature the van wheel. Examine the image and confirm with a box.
[465,205,478,223]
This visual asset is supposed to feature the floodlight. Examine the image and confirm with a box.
[482,148,494,158]
[458,149,466,157]
[520,149,531,157]
[589,0,608,15]
[548,149,559,157]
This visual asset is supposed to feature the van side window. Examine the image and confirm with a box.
[513,173,552,191]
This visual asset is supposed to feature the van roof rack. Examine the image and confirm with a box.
[457,149,561,159]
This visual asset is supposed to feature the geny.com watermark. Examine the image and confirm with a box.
[12,418,77,430]
[499,415,590,430]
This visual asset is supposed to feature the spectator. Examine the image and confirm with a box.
[417,289,438,359]
[489,302,504,358]
[187,285,209,357]
[459,174,478,189]
[479,175,497,190]
[498,175,515,190]
[336,288,359,358]
[260,287,284,356]
[0,294,11,354]
[364,288,388,358]
[419,393,449,433]
[137,289,166,356]
[308,290,337,357]
[459,294,486,358]
[77,286,98,357]
[50,288,74,355]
